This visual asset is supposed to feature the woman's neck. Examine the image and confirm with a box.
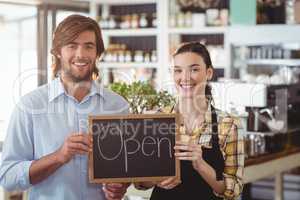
[178,97,208,117]
[178,97,208,134]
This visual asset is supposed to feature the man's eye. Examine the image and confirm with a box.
[86,45,95,49]
[68,45,76,49]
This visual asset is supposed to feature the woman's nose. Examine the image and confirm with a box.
[182,70,191,81]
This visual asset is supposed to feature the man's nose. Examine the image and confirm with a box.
[75,46,86,58]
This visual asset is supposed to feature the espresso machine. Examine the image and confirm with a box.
[212,82,300,158]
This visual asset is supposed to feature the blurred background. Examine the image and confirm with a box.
[0,0,300,199]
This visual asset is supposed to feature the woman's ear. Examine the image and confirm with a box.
[206,67,214,81]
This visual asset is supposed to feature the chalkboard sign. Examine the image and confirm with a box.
[88,114,180,183]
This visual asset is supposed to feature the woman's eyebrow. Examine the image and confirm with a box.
[173,63,200,68]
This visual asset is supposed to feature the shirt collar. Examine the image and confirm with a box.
[48,77,104,102]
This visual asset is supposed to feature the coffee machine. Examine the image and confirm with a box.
[212,82,300,158]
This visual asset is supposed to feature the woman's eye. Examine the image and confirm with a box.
[191,68,200,72]
[173,69,182,73]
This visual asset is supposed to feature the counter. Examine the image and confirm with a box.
[125,147,300,200]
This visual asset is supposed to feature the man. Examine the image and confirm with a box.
[0,14,130,200]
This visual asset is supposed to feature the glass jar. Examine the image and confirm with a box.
[151,50,157,62]
[125,51,132,62]
[152,13,157,27]
[131,14,139,28]
[139,13,148,28]
[286,0,295,24]
[134,50,144,62]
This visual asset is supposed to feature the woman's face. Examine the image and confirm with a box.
[173,52,213,99]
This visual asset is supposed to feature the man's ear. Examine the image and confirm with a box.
[206,67,214,81]
[57,54,61,58]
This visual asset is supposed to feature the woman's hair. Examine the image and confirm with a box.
[50,14,104,80]
[173,41,214,101]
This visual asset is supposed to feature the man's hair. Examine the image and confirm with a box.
[50,14,104,79]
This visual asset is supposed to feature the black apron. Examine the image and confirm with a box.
[151,106,225,200]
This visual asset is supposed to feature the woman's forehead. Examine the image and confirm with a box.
[173,53,206,68]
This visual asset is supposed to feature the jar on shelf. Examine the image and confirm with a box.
[99,16,108,29]
[151,50,157,62]
[152,13,157,27]
[176,13,185,27]
[206,9,219,26]
[125,51,132,62]
[111,51,118,62]
[139,13,148,28]
[286,0,295,24]
[117,50,125,62]
[120,15,131,29]
[108,15,117,29]
[134,50,144,62]
[219,9,229,26]
[185,12,192,27]
[169,14,177,27]
[144,52,151,63]
[131,14,139,29]
[103,51,112,62]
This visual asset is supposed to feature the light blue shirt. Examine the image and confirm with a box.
[0,78,129,200]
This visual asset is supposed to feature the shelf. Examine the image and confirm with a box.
[245,59,300,66]
[102,28,158,37]
[91,0,157,5]
[98,62,158,69]
[168,27,227,35]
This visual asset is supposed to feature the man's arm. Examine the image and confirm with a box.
[29,134,92,185]
[0,102,92,190]
[0,104,34,191]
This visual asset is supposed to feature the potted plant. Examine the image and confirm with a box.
[110,81,175,114]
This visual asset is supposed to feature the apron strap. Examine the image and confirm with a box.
[210,105,219,149]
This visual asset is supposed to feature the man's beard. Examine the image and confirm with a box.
[62,63,95,83]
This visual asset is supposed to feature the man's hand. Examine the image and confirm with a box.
[103,183,130,200]
[56,133,92,164]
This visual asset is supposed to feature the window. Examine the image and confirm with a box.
[0,4,37,141]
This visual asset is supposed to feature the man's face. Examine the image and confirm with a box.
[59,30,97,83]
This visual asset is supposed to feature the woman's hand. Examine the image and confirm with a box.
[174,141,205,171]
[156,177,181,190]
[102,183,130,200]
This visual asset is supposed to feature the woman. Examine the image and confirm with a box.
[136,42,244,200]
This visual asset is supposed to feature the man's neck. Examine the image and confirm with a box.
[60,76,92,102]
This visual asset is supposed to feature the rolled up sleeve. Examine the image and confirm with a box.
[223,122,244,199]
[0,101,34,191]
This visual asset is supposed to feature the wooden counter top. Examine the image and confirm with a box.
[245,147,300,167]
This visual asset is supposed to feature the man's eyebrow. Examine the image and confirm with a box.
[66,42,96,45]
[84,42,96,45]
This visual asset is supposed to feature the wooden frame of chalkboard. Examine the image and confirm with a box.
[88,114,180,183]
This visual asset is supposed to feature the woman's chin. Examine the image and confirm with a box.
[179,91,194,98]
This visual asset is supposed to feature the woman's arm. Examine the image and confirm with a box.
[174,141,225,194]
[222,121,244,199]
